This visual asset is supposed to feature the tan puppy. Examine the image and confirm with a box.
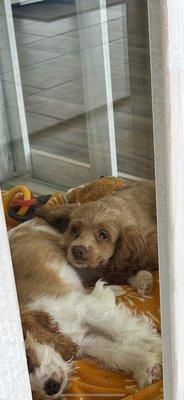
[9,218,83,307]
[37,181,158,296]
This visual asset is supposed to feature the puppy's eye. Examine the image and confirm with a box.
[27,356,36,374]
[71,226,79,237]
[98,230,109,240]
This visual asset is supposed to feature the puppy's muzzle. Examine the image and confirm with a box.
[44,378,61,396]
[72,245,87,260]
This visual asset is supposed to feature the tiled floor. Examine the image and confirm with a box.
[1,1,154,188]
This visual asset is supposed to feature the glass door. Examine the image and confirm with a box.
[0,2,163,400]
[1,0,154,193]
[2,0,119,191]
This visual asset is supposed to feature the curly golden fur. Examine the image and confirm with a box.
[37,181,158,287]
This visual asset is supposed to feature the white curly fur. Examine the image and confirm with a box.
[28,281,162,391]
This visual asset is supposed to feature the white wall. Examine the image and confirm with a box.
[0,191,32,400]
[148,1,184,399]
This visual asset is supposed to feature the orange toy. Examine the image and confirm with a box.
[2,185,32,228]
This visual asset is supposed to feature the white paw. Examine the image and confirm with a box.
[134,362,162,388]
[134,370,152,388]
[92,280,116,302]
[133,347,162,389]
[136,271,153,297]
[108,285,125,297]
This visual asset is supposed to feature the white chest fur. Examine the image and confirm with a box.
[47,259,83,291]
[28,290,89,345]
[59,262,83,290]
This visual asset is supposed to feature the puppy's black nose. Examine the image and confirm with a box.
[44,379,61,396]
[72,245,87,260]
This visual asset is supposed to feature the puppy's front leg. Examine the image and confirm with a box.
[128,270,153,297]
[79,334,161,388]
[85,281,161,355]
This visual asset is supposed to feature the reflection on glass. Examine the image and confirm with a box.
[1,0,154,193]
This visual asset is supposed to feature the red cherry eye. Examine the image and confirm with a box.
[71,226,79,237]
[98,230,108,240]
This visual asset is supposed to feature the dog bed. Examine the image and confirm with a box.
[3,188,163,400]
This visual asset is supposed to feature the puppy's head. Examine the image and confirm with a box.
[36,202,120,268]
[21,309,77,398]
[36,203,149,270]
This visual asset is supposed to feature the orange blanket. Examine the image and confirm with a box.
[3,189,163,400]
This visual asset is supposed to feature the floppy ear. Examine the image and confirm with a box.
[55,331,78,361]
[21,309,52,335]
[21,308,58,335]
[113,226,150,268]
[32,309,59,333]
[21,309,33,339]
[34,311,78,360]
[37,312,78,359]
[21,309,78,362]
[35,204,77,232]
